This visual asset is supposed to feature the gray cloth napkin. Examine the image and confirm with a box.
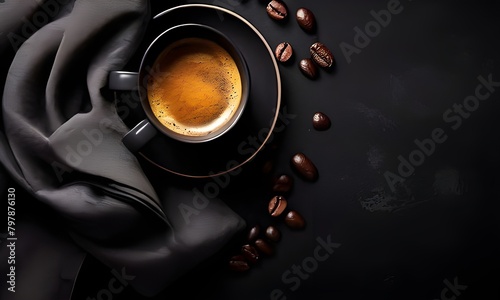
[0,1,245,299]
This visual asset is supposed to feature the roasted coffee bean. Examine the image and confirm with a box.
[310,42,334,68]
[241,244,260,264]
[275,42,293,63]
[285,210,306,229]
[265,225,281,242]
[272,174,294,193]
[266,0,288,21]
[228,255,250,272]
[313,112,331,131]
[296,7,316,32]
[247,225,260,242]
[268,195,288,217]
[291,152,319,182]
[299,58,318,79]
[255,238,274,256]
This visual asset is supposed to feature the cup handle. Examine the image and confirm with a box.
[122,119,158,152]
[108,71,157,152]
[108,71,139,91]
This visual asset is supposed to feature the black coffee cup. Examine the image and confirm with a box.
[108,23,250,152]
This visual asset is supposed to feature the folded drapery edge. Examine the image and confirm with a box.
[0,132,34,192]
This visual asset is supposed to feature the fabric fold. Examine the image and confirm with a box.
[0,1,246,299]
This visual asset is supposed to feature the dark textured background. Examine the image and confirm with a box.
[5,0,500,299]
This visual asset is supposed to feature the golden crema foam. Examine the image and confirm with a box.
[147,38,242,137]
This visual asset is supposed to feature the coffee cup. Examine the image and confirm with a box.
[108,23,251,152]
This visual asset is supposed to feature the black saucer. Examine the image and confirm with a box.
[131,4,282,178]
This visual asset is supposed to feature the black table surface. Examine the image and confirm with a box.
[52,0,500,299]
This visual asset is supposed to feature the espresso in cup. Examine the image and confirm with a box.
[147,37,243,137]
[109,24,250,151]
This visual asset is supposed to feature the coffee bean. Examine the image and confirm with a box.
[228,255,250,272]
[310,42,334,68]
[241,244,260,264]
[275,42,293,63]
[296,7,316,32]
[272,174,294,194]
[299,58,318,79]
[268,195,288,217]
[255,238,274,256]
[247,225,260,242]
[267,0,288,21]
[313,112,331,131]
[291,152,319,182]
[265,225,281,242]
[285,210,306,229]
